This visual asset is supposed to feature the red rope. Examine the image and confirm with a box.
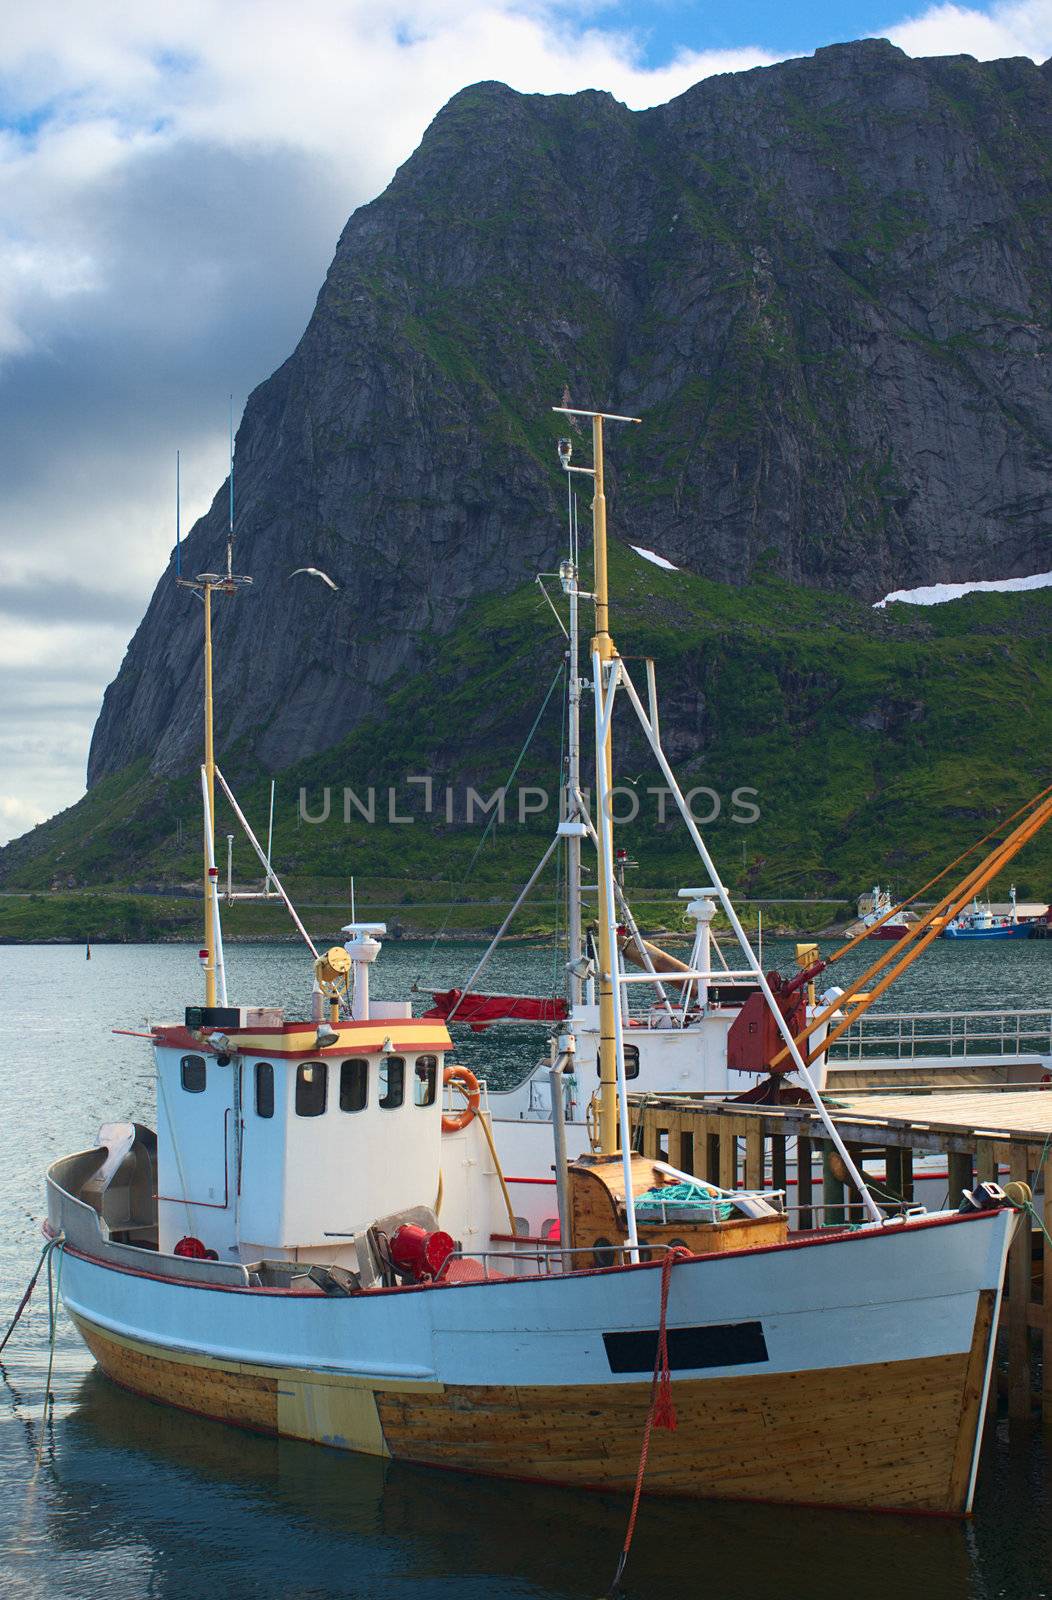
[607,1246,691,1596]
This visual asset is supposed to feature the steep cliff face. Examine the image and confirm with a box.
[89,40,1052,784]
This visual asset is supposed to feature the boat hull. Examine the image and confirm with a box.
[941,923,1034,940]
[57,1208,1013,1516]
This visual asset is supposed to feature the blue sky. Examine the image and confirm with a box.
[603,1,921,63]
[0,0,1048,841]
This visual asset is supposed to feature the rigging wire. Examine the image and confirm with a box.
[552,661,568,999]
[419,659,566,976]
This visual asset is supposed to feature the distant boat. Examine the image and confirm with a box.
[941,885,1037,941]
[851,885,920,942]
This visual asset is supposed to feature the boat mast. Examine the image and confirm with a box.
[177,411,252,1004]
[555,406,640,1155]
[203,579,217,1005]
[563,484,583,1009]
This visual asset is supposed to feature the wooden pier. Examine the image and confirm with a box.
[630,1087,1052,1425]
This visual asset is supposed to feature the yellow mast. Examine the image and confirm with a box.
[553,406,640,1154]
[591,414,619,1157]
[178,568,250,1005]
[202,581,217,1007]
[177,409,251,1005]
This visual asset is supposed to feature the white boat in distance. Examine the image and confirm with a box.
[45,408,1019,1517]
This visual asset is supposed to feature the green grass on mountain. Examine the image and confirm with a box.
[1,545,1050,940]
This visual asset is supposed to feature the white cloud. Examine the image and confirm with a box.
[886,0,1052,60]
[0,794,48,843]
[8,1,1050,841]
[0,2,776,837]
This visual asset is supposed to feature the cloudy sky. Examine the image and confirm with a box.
[2,0,1051,845]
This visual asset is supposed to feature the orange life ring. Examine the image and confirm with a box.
[442,1064,481,1132]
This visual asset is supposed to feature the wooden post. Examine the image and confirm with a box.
[977,1142,996,1185]
[822,1144,845,1229]
[706,1131,720,1187]
[797,1135,813,1231]
[886,1146,903,1203]
[1008,1144,1031,1424]
[948,1151,973,1209]
[846,1143,866,1223]
[719,1127,736,1191]
[900,1145,914,1203]
[772,1133,787,1207]
[745,1123,764,1191]
[679,1127,694,1176]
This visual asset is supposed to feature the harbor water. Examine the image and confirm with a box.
[0,938,1049,1599]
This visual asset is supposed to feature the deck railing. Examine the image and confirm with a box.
[826,1008,1052,1062]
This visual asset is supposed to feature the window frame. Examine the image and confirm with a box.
[339,1057,369,1113]
[255,1061,274,1119]
[180,1054,206,1094]
[413,1054,438,1108]
[295,1060,328,1118]
[596,1044,640,1080]
[378,1055,405,1110]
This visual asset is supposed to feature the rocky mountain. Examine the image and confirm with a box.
[89,38,1052,787]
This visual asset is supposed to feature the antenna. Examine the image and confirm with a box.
[175,449,181,579]
[227,395,234,582]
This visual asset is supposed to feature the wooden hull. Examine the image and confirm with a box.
[73,1294,993,1514]
[57,1207,1014,1517]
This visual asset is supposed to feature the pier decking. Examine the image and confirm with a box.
[630,1087,1052,1424]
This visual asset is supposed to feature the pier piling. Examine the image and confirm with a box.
[631,1087,1052,1424]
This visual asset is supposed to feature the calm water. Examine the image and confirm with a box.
[0,937,1049,1599]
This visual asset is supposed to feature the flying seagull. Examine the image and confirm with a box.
[289,566,339,591]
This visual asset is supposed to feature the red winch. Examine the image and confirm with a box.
[388,1224,455,1282]
[726,960,826,1078]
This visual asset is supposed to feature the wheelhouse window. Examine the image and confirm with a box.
[340,1058,368,1112]
[596,1044,639,1080]
[414,1054,438,1107]
[180,1054,206,1093]
[379,1056,405,1109]
[295,1061,327,1117]
[255,1062,274,1118]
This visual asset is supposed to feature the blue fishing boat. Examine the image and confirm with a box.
[941,886,1036,940]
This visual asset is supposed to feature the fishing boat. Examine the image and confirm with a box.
[45,408,1019,1516]
[941,886,1037,940]
[850,886,920,941]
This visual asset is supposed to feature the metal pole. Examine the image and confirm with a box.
[201,768,228,1007]
[215,767,319,959]
[202,584,217,1007]
[265,780,275,895]
[591,416,619,1157]
[566,551,583,1008]
[618,663,882,1226]
[574,793,672,1014]
[548,1045,574,1270]
[226,834,234,903]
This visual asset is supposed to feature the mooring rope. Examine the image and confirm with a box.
[605,1246,691,1597]
[0,1235,63,1358]
[36,1240,65,1462]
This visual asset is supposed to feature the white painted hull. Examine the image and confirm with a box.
[57,1206,1014,1513]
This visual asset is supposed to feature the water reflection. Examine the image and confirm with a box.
[21,1371,984,1600]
